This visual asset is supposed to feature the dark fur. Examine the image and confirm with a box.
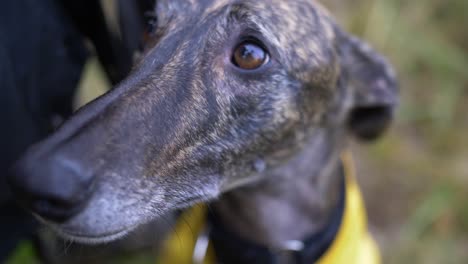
[9,0,397,246]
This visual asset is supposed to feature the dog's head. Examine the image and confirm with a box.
[9,0,397,243]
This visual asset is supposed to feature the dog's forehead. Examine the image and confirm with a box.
[156,1,336,55]
[156,0,334,37]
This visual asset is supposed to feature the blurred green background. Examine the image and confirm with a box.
[322,0,468,263]
[9,0,467,263]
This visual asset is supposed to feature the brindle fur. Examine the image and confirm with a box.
[11,0,397,246]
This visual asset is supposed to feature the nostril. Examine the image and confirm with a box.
[8,154,95,223]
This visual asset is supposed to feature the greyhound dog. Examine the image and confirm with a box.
[8,0,397,263]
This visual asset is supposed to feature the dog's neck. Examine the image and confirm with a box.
[213,129,345,248]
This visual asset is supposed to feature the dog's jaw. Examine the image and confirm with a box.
[212,127,347,247]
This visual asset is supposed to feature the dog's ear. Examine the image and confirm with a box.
[336,28,398,141]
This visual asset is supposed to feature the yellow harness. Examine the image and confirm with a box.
[157,152,381,264]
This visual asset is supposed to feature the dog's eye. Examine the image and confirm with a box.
[142,14,158,47]
[232,41,269,70]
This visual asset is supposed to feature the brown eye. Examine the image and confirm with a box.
[232,42,269,70]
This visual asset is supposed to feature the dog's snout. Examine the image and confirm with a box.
[8,154,94,223]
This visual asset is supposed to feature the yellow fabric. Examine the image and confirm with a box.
[157,204,215,264]
[157,151,380,264]
[316,151,381,264]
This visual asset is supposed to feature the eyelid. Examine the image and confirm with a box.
[237,37,269,53]
[236,28,268,46]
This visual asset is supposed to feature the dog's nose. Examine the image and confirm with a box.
[8,154,94,223]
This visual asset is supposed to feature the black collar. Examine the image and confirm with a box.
[207,168,346,264]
